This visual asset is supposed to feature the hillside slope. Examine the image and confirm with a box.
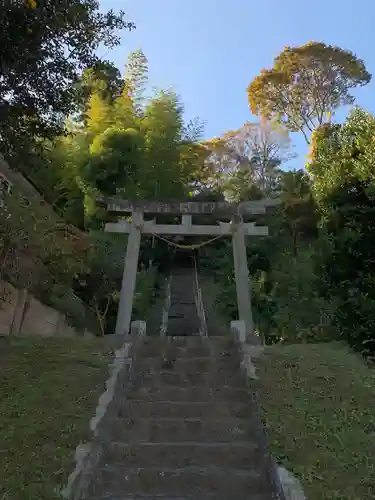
[257,343,375,500]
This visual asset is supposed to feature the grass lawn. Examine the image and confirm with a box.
[0,336,113,500]
[257,342,375,500]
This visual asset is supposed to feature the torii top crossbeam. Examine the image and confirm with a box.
[97,197,280,216]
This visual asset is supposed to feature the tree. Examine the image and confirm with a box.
[26,136,86,228]
[0,188,89,299]
[225,120,292,195]
[200,136,236,193]
[86,92,114,134]
[84,126,145,196]
[33,46,207,233]
[308,108,375,356]
[0,0,134,157]
[278,170,318,255]
[52,54,207,227]
[124,48,149,115]
[76,60,123,122]
[73,230,126,334]
[139,90,195,201]
[247,42,371,143]
[203,121,292,200]
[224,170,263,202]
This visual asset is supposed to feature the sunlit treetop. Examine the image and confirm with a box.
[247,41,371,144]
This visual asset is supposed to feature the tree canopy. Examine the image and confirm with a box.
[202,120,292,201]
[0,0,134,157]
[247,42,371,143]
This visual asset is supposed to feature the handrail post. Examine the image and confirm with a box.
[193,255,207,337]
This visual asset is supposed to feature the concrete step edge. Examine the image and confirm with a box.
[135,356,239,361]
[102,416,250,423]
[102,441,259,448]
[119,400,251,405]
[99,465,262,477]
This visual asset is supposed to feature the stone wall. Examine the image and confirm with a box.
[0,281,87,338]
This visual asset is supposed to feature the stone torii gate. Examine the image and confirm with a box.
[101,198,275,338]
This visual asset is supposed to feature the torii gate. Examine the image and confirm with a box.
[100,198,276,338]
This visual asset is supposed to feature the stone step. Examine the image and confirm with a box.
[170,280,194,284]
[167,312,198,321]
[133,356,242,375]
[169,302,196,308]
[166,323,201,337]
[136,340,212,359]
[113,400,254,420]
[137,336,235,357]
[170,300,196,305]
[88,466,272,498]
[169,291,195,296]
[98,442,264,470]
[118,368,248,389]
[136,345,238,359]
[169,292,195,298]
[170,289,195,294]
[125,385,254,403]
[169,298,196,304]
[170,273,194,277]
[165,331,202,338]
[140,336,233,348]
[90,495,269,500]
[98,416,260,443]
[170,276,194,280]
[168,307,196,314]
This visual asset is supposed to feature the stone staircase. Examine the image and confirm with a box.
[166,253,200,336]
[80,335,283,499]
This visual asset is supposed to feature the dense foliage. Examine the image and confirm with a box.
[0,45,207,334]
[0,0,133,158]
[201,108,375,358]
[308,108,375,357]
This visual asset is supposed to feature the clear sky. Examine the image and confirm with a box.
[99,0,375,169]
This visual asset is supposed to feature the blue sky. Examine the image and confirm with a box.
[99,0,375,169]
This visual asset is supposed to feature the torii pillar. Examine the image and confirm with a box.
[115,209,143,335]
[232,214,253,339]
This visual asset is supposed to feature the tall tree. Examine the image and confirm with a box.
[0,0,134,157]
[124,48,149,115]
[140,90,187,200]
[86,91,114,134]
[200,137,236,193]
[224,120,292,195]
[76,60,123,122]
[84,126,145,197]
[247,42,371,143]
[277,170,318,255]
[203,121,292,200]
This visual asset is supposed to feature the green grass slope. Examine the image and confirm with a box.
[0,336,112,500]
[257,342,375,500]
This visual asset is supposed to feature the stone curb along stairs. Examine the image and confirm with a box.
[62,320,147,500]
[63,319,305,500]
